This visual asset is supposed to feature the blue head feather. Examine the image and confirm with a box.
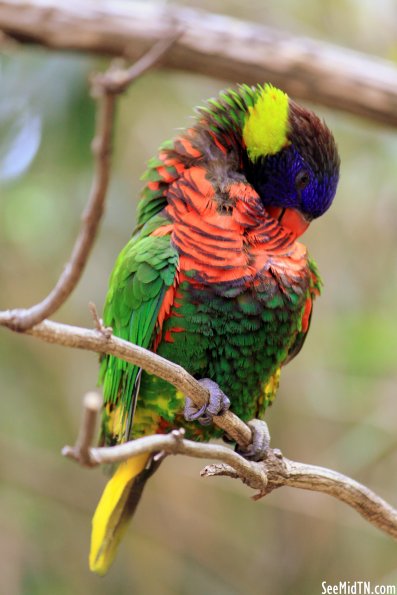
[244,99,340,220]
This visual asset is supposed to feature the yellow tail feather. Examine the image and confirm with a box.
[89,453,149,575]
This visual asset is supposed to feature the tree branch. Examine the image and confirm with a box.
[2,314,397,541]
[3,35,178,332]
[93,32,182,95]
[0,0,397,127]
[6,88,114,331]
[0,317,252,447]
[72,391,102,466]
[62,393,397,541]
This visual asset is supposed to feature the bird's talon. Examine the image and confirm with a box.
[184,399,207,422]
[184,378,231,426]
[236,419,271,462]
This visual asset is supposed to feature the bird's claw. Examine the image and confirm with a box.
[184,378,231,426]
[236,419,271,462]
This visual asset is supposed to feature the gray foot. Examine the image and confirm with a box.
[184,378,231,426]
[236,419,270,461]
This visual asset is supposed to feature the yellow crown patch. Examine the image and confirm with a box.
[243,84,290,161]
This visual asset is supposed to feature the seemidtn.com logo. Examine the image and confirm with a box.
[321,582,396,595]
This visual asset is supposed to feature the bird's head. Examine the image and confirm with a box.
[241,84,340,237]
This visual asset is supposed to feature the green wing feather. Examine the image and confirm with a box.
[100,226,179,444]
[284,256,322,365]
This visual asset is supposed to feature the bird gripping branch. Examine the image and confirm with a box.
[90,82,340,575]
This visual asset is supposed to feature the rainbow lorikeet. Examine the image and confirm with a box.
[90,83,340,574]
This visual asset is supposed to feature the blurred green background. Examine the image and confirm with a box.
[1,1,397,594]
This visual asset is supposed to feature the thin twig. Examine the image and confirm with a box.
[92,33,182,94]
[88,302,112,337]
[281,459,397,538]
[88,302,103,332]
[201,456,397,539]
[63,428,265,492]
[5,89,114,331]
[3,35,178,332]
[62,395,397,541]
[72,391,102,466]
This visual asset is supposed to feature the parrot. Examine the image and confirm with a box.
[89,83,340,574]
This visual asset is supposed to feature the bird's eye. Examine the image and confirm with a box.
[295,170,310,191]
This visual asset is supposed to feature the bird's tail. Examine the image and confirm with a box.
[89,452,151,575]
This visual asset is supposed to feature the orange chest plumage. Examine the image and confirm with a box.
[162,164,310,298]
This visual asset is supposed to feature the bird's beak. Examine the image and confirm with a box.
[267,207,311,238]
[279,208,311,237]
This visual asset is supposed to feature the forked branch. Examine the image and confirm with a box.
[1,314,396,540]
[2,35,178,332]
[63,388,397,541]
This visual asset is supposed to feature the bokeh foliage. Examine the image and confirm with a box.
[1,1,397,594]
